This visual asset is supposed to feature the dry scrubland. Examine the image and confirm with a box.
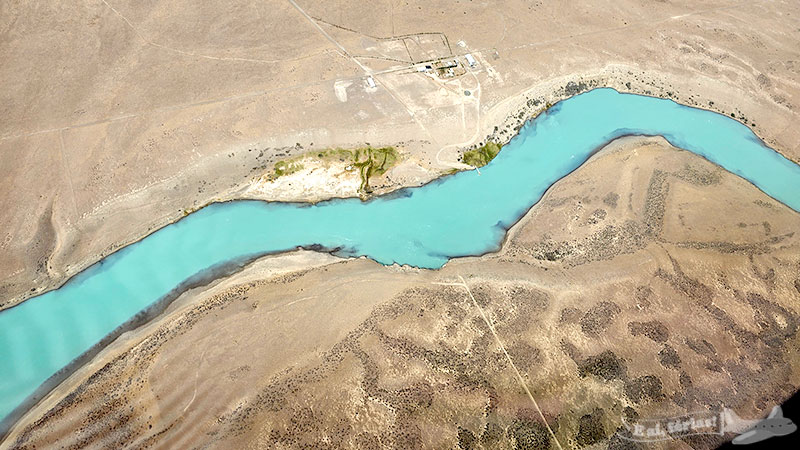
[5,138,800,449]
[2,0,800,448]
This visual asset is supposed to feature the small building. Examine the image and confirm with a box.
[366,76,376,88]
[465,53,477,67]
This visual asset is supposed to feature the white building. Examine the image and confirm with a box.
[465,53,477,67]
[366,76,376,88]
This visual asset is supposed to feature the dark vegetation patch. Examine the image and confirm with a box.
[580,302,621,336]
[679,371,693,390]
[457,427,477,449]
[563,81,588,96]
[575,408,606,447]
[480,422,504,446]
[684,337,719,363]
[559,307,582,324]
[623,406,639,422]
[655,256,714,304]
[578,351,627,381]
[470,283,496,308]
[628,320,669,343]
[525,220,647,266]
[502,285,552,332]
[658,344,681,369]
[587,208,607,224]
[353,432,381,448]
[642,170,669,236]
[603,192,619,208]
[673,164,722,186]
[624,375,664,403]
[507,412,552,450]
[507,342,541,372]
[507,285,551,312]
[635,286,652,306]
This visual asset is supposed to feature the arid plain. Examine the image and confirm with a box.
[2,0,800,448]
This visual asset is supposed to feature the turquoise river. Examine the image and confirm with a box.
[2,88,800,433]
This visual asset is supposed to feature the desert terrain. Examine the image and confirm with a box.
[4,138,800,449]
[2,0,800,449]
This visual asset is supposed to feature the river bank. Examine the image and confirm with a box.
[5,62,797,313]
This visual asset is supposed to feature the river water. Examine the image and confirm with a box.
[2,88,799,430]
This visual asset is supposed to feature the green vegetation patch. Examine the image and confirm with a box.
[462,142,501,167]
[273,160,304,177]
[269,146,400,194]
[350,146,399,192]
